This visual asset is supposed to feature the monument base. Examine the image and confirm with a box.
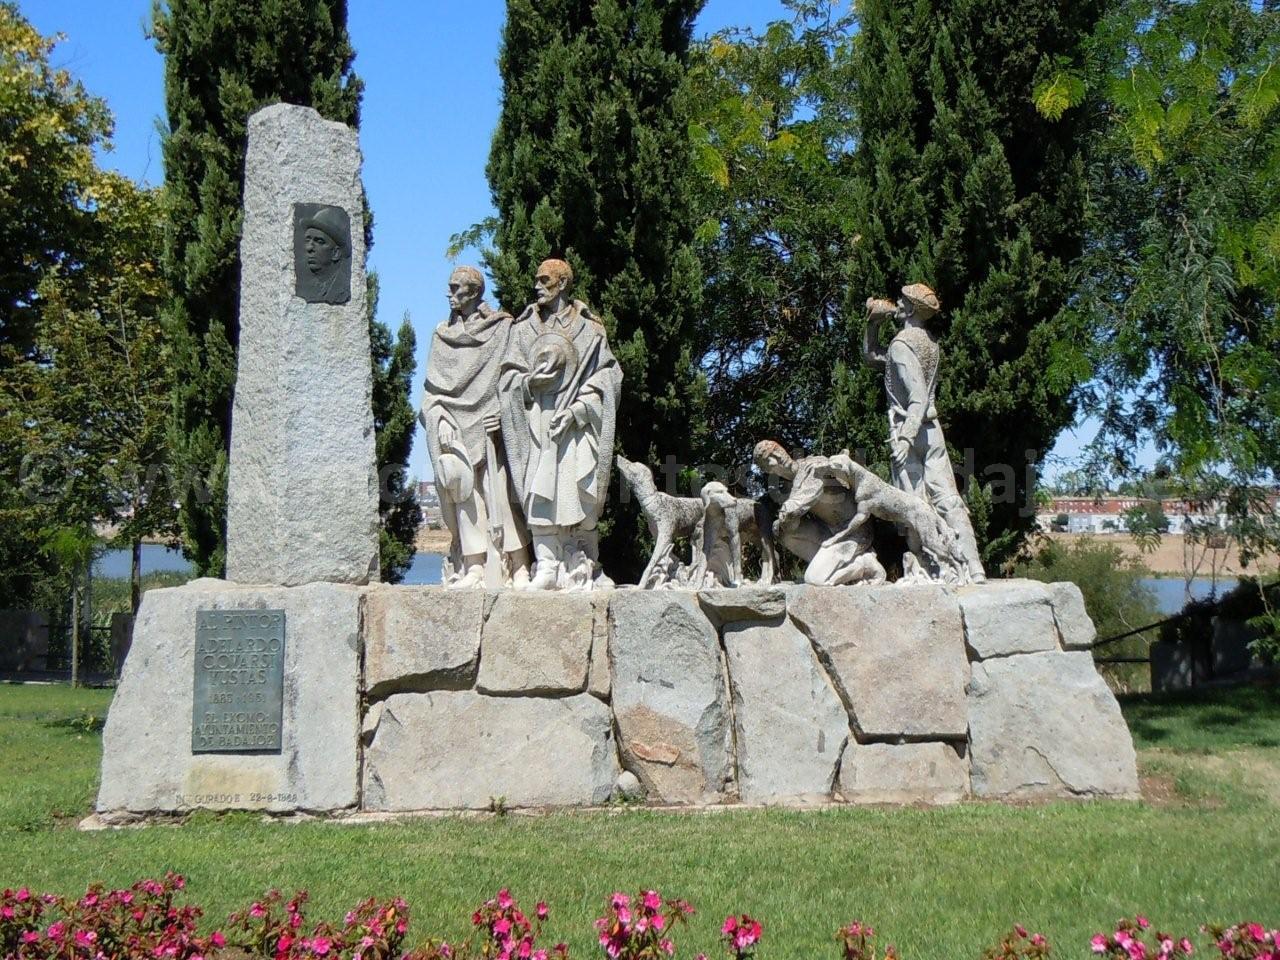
[95,579,1138,821]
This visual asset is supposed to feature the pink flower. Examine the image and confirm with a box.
[277,933,293,953]
[1249,924,1267,943]
[20,931,39,944]
[46,922,66,940]
[660,939,675,955]
[250,903,267,919]
[495,918,513,937]
[1127,941,1147,960]
[311,935,333,955]
[652,913,666,932]
[1015,924,1028,938]
[1093,934,1110,953]
[1138,917,1151,930]
[16,888,30,902]
[611,893,631,911]
[1032,934,1047,947]
[0,906,12,920]
[211,931,226,948]
[722,916,738,936]
[643,891,662,912]
[498,890,515,910]
[536,901,549,921]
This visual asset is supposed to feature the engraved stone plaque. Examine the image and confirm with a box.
[192,610,285,753]
[293,203,351,304]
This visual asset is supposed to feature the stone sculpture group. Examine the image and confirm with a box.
[93,104,1140,823]
[425,267,985,591]
[424,260,620,592]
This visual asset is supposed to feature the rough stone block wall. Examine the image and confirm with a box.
[96,578,1139,820]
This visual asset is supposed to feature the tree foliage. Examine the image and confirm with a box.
[0,5,172,609]
[482,0,708,581]
[153,0,417,578]
[1043,0,1280,567]
[369,277,421,583]
[687,1,859,473]
[837,0,1107,566]
[0,2,111,358]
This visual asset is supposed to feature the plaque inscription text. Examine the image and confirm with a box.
[192,610,285,753]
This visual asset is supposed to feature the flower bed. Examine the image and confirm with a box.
[1,878,1275,960]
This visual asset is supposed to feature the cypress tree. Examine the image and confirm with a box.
[839,0,1105,565]
[154,0,417,577]
[368,275,422,582]
[485,0,708,582]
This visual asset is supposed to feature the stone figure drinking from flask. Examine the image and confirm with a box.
[421,266,531,588]
[497,259,622,590]
[862,283,985,582]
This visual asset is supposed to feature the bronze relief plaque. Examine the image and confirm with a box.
[293,203,351,304]
[192,610,285,753]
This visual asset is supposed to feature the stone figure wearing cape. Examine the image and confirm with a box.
[863,282,985,582]
[421,266,531,588]
[497,259,622,591]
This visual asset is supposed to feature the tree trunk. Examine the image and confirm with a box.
[131,538,142,613]
[70,573,79,689]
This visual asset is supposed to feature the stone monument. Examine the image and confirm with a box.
[92,114,1141,825]
[225,103,379,586]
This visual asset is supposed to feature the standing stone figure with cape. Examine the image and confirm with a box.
[422,266,531,587]
[498,259,623,590]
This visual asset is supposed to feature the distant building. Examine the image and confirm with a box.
[1038,496,1232,535]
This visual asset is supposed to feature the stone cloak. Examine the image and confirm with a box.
[498,302,622,530]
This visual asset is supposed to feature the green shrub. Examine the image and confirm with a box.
[1016,536,1160,691]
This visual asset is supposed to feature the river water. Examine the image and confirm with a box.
[93,543,446,585]
[93,544,1234,612]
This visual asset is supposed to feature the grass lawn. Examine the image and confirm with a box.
[0,683,1276,959]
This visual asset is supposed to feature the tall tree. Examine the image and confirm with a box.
[687,2,859,473]
[839,0,1106,566]
[0,4,117,610]
[33,176,176,612]
[0,2,110,358]
[153,0,418,579]
[482,0,708,581]
[368,276,422,582]
[1039,0,1280,569]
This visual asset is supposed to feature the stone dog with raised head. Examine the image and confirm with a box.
[617,457,776,588]
[616,455,706,588]
[815,451,969,582]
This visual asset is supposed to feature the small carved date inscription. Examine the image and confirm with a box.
[192,610,285,753]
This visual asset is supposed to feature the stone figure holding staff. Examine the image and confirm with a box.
[421,266,531,588]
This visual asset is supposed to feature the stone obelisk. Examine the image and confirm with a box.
[226,103,379,585]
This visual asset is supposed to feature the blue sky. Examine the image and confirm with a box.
[24,0,1106,483]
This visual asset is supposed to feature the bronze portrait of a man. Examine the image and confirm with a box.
[293,203,352,305]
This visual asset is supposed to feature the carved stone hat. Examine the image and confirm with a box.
[901,283,940,317]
